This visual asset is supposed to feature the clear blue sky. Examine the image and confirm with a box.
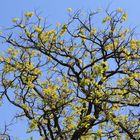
[0,0,140,139]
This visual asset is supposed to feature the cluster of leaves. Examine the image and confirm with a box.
[0,8,140,140]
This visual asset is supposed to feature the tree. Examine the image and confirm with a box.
[0,8,140,140]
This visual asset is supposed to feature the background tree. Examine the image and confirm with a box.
[0,8,140,140]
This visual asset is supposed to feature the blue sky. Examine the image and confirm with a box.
[0,0,140,139]
[0,0,140,27]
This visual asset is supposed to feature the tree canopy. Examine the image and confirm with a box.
[0,8,140,140]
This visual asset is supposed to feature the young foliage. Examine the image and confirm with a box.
[0,8,140,140]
